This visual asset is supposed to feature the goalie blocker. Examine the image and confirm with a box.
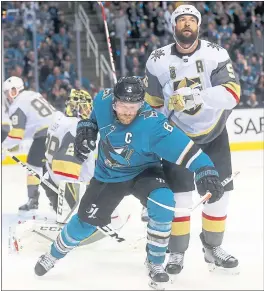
[9,180,127,253]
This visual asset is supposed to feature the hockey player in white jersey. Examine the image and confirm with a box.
[144,5,240,275]
[2,76,56,211]
[43,89,123,244]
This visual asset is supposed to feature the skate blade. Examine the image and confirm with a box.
[141,217,150,222]
[148,279,166,290]
[207,263,240,275]
[169,274,177,284]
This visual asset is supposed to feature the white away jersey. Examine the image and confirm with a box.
[45,111,96,185]
[145,40,241,144]
[2,90,55,149]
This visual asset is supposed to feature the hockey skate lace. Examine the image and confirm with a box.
[213,247,231,261]
[40,254,56,271]
[149,263,165,276]
[168,252,184,265]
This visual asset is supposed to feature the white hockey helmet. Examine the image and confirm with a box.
[3,76,24,100]
[171,5,201,27]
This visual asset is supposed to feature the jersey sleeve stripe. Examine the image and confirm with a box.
[222,82,240,103]
[175,140,194,165]
[145,93,164,108]
[8,128,25,139]
[52,160,81,180]
[185,148,202,169]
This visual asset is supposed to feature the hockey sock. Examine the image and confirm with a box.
[146,188,174,264]
[51,214,97,259]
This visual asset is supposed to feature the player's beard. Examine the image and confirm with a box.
[116,113,137,125]
[175,27,198,45]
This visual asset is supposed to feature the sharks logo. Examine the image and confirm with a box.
[140,110,158,119]
[100,124,134,168]
[101,137,134,168]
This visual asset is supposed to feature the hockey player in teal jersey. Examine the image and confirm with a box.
[34,77,224,288]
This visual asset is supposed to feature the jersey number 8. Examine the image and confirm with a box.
[31,97,56,117]
[164,122,173,132]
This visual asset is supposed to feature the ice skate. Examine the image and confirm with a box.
[145,259,169,290]
[35,252,58,276]
[18,198,39,211]
[200,233,239,275]
[165,252,184,283]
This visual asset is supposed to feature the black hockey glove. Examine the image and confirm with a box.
[74,119,98,162]
[195,166,224,204]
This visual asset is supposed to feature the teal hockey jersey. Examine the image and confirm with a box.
[90,89,213,182]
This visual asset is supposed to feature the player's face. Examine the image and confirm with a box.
[4,88,17,104]
[114,100,142,125]
[174,15,198,44]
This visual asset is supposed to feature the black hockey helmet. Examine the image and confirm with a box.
[113,76,145,103]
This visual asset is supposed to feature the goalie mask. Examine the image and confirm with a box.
[171,5,201,50]
[113,76,145,125]
[65,89,93,120]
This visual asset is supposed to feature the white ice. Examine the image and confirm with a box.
[1,150,263,290]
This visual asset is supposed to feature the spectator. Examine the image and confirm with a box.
[218,16,233,45]
[38,41,53,59]
[251,16,264,56]
[164,4,174,36]
[152,9,167,46]
[44,66,64,93]
[36,27,46,48]
[256,74,264,104]
[245,93,261,108]
[52,26,70,49]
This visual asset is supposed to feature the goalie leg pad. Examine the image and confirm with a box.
[51,214,96,259]
[147,188,174,264]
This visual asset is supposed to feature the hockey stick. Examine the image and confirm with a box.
[7,152,128,244]
[97,1,117,84]
[147,171,240,213]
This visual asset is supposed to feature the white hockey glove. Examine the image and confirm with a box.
[168,87,204,112]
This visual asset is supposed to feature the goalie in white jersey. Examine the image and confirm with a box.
[2,76,56,211]
[43,89,95,211]
[144,5,240,274]
[43,89,122,244]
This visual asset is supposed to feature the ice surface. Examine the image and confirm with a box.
[1,151,263,290]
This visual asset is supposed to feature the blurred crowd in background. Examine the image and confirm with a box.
[2,1,91,112]
[2,1,264,110]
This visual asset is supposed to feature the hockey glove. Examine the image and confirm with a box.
[168,87,204,112]
[74,119,98,162]
[195,166,224,204]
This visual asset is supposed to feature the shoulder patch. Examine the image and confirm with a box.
[207,42,224,51]
[139,110,158,119]
[150,49,165,62]
[102,89,113,100]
